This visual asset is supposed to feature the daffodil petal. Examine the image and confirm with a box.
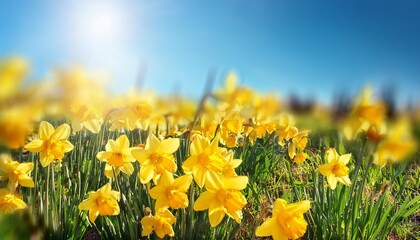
[25,139,44,152]
[208,207,226,227]
[139,165,155,184]
[194,191,214,211]
[255,217,275,237]
[51,124,71,141]
[158,138,180,154]
[39,121,54,139]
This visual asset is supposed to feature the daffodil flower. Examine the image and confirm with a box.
[0,188,27,214]
[343,87,387,140]
[149,170,192,211]
[132,134,179,184]
[373,119,416,168]
[96,135,137,178]
[140,209,176,238]
[288,129,310,159]
[256,198,310,240]
[193,172,248,227]
[0,154,34,191]
[182,135,227,188]
[78,183,120,223]
[25,121,74,167]
[319,148,351,190]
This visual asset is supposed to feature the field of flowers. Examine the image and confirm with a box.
[0,57,419,239]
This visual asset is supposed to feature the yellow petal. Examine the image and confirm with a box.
[161,209,176,224]
[190,135,207,155]
[107,139,118,152]
[78,198,95,211]
[18,175,35,188]
[338,175,352,186]
[158,170,174,186]
[194,191,214,211]
[120,163,134,175]
[193,167,206,188]
[115,135,130,150]
[182,156,198,173]
[89,209,100,223]
[288,142,296,159]
[96,151,111,162]
[139,165,155,184]
[25,139,44,152]
[62,141,74,152]
[173,175,192,192]
[327,148,339,163]
[373,152,387,168]
[149,185,166,200]
[255,217,275,237]
[39,152,54,167]
[104,164,120,178]
[148,134,161,151]
[39,121,54,139]
[16,162,33,173]
[208,207,226,227]
[83,119,102,133]
[228,209,243,223]
[208,135,220,154]
[131,149,150,164]
[339,153,352,165]
[273,198,287,213]
[319,163,332,177]
[140,216,155,236]
[158,138,180,154]
[51,124,71,141]
[228,159,242,168]
[205,171,223,191]
[287,200,311,215]
[327,174,338,190]
[225,176,248,190]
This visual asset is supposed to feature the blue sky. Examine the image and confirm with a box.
[1,1,420,105]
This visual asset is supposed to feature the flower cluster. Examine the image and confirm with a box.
[0,57,418,239]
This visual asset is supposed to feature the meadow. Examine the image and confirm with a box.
[0,57,419,239]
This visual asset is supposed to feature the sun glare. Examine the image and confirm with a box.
[67,1,130,53]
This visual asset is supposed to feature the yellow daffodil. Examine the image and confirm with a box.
[0,57,28,102]
[0,188,27,214]
[68,103,103,133]
[0,154,34,191]
[275,115,295,146]
[288,129,310,159]
[319,148,352,190]
[193,172,248,227]
[220,118,244,148]
[343,87,387,139]
[0,106,34,149]
[149,170,192,211]
[140,209,176,238]
[182,135,227,188]
[203,115,220,138]
[78,183,120,223]
[25,121,74,167]
[132,134,179,184]
[97,135,137,178]
[215,72,255,108]
[109,102,151,131]
[216,146,242,178]
[294,153,308,164]
[243,118,276,145]
[373,119,417,168]
[256,198,310,240]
